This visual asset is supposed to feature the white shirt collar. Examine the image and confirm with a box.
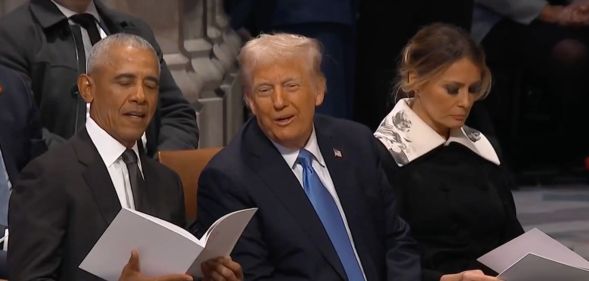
[272,127,326,169]
[51,0,102,22]
[374,98,500,167]
[86,117,139,168]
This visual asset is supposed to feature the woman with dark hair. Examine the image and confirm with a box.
[374,23,524,281]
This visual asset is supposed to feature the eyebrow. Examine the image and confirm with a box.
[114,73,136,80]
[114,73,159,83]
[441,80,481,86]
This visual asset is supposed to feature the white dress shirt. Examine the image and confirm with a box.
[273,128,367,280]
[86,118,142,209]
[0,150,10,191]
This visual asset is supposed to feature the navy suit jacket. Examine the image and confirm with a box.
[195,115,421,281]
[0,64,45,183]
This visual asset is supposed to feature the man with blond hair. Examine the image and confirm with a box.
[195,33,421,281]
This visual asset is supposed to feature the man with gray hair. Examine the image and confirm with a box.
[0,0,199,155]
[8,34,242,281]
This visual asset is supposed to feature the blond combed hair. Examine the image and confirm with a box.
[238,33,325,95]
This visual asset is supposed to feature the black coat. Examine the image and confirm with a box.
[0,0,198,156]
[376,141,524,281]
[8,128,185,280]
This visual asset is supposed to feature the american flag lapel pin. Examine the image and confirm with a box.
[333,148,342,158]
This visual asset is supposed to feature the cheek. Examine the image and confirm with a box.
[431,90,457,112]
[147,92,159,107]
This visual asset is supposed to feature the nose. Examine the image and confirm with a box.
[130,85,146,103]
[457,89,473,109]
[272,88,288,110]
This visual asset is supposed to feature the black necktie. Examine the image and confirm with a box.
[121,149,144,211]
[70,13,101,45]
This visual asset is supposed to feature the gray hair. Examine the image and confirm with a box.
[86,33,160,74]
[238,33,324,94]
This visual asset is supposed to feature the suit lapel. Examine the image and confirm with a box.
[74,129,121,225]
[315,117,378,281]
[243,119,347,280]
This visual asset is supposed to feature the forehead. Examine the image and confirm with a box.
[99,44,159,75]
[251,58,310,83]
[435,58,481,82]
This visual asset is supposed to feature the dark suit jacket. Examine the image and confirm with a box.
[8,128,185,281]
[0,0,198,156]
[195,115,421,281]
[0,64,45,183]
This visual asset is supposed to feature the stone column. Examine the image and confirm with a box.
[107,0,244,148]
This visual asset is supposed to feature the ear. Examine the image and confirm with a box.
[314,76,326,106]
[244,92,257,115]
[408,71,417,86]
[77,74,94,103]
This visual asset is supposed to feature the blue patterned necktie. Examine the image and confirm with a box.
[0,151,10,226]
[297,149,365,281]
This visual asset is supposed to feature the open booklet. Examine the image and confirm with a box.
[477,228,589,281]
[79,207,257,281]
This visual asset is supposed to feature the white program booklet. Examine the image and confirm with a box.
[79,207,257,281]
[477,228,589,281]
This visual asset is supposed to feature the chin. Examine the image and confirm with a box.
[120,132,143,144]
[446,122,464,130]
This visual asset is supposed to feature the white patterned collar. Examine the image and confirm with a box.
[374,98,500,167]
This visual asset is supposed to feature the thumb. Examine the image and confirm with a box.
[127,250,141,272]
[119,250,141,281]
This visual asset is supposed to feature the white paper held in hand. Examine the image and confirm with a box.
[477,228,589,281]
[79,207,257,281]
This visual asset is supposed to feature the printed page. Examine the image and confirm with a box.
[79,208,204,281]
[187,208,258,277]
[498,253,589,281]
[477,228,589,273]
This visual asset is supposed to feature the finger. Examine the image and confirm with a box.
[201,259,213,278]
[477,276,500,281]
[209,257,240,281]
[463,271,500,281]
[207,270,224,281]
[219,257,242,280]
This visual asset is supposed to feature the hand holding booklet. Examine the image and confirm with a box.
[477,228,589,281]
[79,207,257,281]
